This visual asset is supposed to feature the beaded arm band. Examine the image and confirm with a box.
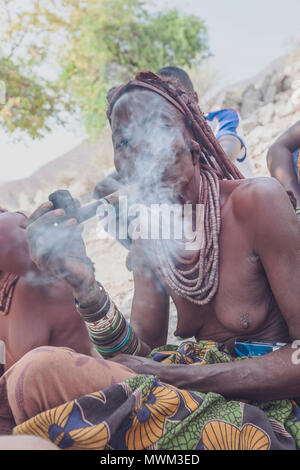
[75,285,141,358]
[296,207,300,215]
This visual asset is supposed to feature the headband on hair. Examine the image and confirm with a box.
[107,71,188,122]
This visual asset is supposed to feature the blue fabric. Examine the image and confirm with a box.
[292,148,300,186]
[205,109,247,162]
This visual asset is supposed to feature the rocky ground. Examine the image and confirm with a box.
[1,47,300,344]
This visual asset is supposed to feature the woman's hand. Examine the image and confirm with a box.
[26,201,98,304]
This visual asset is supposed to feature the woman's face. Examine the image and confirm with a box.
[110,88,196,202]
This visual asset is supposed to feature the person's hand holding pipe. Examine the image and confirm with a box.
[26,200,100,307]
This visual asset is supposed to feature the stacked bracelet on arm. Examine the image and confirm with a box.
[296,207,300,216]
[75,284,141,358]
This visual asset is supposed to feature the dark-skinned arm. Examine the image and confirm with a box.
[25,203,168,358]
[114,343,300,401]
[267,121,300,210]
[129,238,170,355]
[70,237,169,357]
[115,179,300,400]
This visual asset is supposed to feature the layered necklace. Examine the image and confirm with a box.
[154,169,221,305]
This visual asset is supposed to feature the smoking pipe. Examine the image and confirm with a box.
[48,186,136,224]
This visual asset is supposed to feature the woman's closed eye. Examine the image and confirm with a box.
[116,138,130,150]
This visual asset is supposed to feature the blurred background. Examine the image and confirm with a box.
[1,0,300,340]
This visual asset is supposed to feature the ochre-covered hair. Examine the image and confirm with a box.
[107,71,243,305]
[107,70,244,181]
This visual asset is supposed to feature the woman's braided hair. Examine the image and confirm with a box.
[107,71,244,305]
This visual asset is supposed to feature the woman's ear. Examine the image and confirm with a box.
[189,139,200,166]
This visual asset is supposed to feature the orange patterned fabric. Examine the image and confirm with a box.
[201,420,270,450]
[10,342,300,450]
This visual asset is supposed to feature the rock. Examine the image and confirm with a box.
[250,141,268,157]
[240,84,263,119]
[281,75,293,92]
[256,103,275,126]
[275,100,295,118]
[260,74,278,104]
[290,110,300,123]
[246,125,266,144]
[260,74,280,104]
[263,83,278,104]
[242,119,257,134]
[220,90,241,111]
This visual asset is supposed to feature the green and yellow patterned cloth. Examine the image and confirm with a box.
[13,341,300,450]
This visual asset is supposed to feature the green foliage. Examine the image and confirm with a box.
[0,57,72,138]
[0,0,209,138]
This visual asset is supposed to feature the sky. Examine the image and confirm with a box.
[166,0,300,83]
[1,0,300,182]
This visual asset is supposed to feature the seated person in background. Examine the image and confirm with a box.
[0,207,134,433]
[0,205,137,435]
[159,67,253,178]
[0,208,95,374]
[267,121,300,218]
[0,207,136,435]
[94,66,253,200]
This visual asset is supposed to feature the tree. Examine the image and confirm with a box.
[0,0,209,139]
